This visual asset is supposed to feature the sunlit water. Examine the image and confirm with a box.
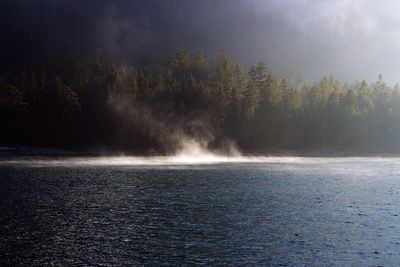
[1,156,400,265]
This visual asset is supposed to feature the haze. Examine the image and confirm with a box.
[1,0,399,83]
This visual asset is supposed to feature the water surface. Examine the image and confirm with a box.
[1,157,399,265]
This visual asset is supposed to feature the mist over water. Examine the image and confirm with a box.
[3,1,400,265]
[0,139,304,166]
[0,139,396,167]
[0,155,303,167]
[1,136,396,168]
[0,154,393,168]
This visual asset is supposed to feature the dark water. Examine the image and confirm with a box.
[1,157,400,266]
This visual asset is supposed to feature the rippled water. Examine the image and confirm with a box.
[1,157,400,265]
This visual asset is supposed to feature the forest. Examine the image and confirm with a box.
[1,49,400,154]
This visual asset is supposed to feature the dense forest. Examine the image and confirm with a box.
[1,49,400,154]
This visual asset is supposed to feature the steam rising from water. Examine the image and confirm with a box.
[0,155,304,167]
[0,140,303,167]
[1,155,394,169]
[0,139,394,167]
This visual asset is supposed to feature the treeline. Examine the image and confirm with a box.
[1,50,400,154]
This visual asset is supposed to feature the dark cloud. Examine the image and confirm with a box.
[1,0,399,83]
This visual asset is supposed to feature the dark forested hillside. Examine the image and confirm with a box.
[1,50,400,154]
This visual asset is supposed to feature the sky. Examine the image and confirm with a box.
[2,0,400,84]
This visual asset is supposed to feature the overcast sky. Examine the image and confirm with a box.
[2,0,400,84]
